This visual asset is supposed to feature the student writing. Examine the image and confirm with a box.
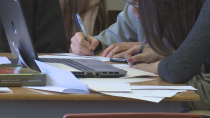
[124,0,210,111]
[71,0,145,57]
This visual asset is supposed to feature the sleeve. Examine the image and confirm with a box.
[158,0,210,84]
[21,0,69,53]
[94,4,145,51]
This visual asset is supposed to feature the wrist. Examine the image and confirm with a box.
[152,61,160,74]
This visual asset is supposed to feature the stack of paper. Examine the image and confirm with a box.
[0,57,11,64]
[88,84,195,103]
[26,60,89,94]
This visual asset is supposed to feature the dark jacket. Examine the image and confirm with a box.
[0,0,69,53]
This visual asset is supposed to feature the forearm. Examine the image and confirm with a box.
[158,0,210,84]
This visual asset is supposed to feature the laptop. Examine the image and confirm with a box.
[0,0,127,77]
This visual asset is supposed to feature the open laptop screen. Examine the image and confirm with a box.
[0,0,40,71]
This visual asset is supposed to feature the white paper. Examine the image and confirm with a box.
[27,86,88,94]
[39,54,110,62]
[0,57,11,64]
[33,60,89,93]
[45,63,81,72]
[88,83,131,92]
[101,91,164,103]
[112,64,158,77]
[52,53,110,61]
[133,90,186,97]
[131,85,197,90]
[78,78,154,85]
[0,87,12,93]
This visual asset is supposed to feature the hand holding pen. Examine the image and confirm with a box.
[124,38,147,66]
[75,13,94,56]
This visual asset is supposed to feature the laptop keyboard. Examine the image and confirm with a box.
[39,58,94,71]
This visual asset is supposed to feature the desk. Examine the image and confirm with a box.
[0,53,200,118]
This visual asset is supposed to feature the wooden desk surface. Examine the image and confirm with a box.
[0,53,200,102]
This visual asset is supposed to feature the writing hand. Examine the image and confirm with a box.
[71,32,99,55]
[124,46,165,67]
[132,61,160,74]
[99,42,143,58]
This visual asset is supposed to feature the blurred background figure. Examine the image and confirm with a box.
[0,0,69,53]
[59,0,107,52]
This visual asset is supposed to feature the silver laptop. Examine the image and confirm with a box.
[0,0,127,77]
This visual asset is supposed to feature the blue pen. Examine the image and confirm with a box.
[75,13,94,56]
[136,38,147,55]
[132,38,147,66]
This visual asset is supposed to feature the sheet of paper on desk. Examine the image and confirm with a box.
[88,83,131,92]
[112,64,158,77]
[27,86,88,93]
[131,86,197,90]
[78,78,155,85]
[101,90,185,103]
[0,57,11,64]
[33,60,89,93]
[0,87,12,93]
[39,54,110,62]
[101,91,164,103]
[133,90,186,97]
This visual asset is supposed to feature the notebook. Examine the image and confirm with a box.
[0,0,127,77]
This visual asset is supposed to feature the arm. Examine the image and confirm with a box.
[158,0,210,84]
[70,4,145,56]
[94,4,145,51]
[21,0,69,53]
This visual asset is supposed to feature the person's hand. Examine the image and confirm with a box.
[124,45,165,66]
[132,61,160,74]
[99,42,143,58]
[71,32,99,55]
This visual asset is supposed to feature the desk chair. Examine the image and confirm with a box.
[63,113,202,118]
[189,110,210,118]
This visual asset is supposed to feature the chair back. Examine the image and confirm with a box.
[63,113,203,118]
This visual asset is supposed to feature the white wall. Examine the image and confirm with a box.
[107,0,126,11]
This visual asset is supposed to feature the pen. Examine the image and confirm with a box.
[137,38,147,55]
[75,13,94,56]
[133,38,147,66]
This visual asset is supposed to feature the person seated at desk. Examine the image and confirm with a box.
[59,0,107,53]
[0,0,69,53]
[123,0,210,113]
[70,0,145,57]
